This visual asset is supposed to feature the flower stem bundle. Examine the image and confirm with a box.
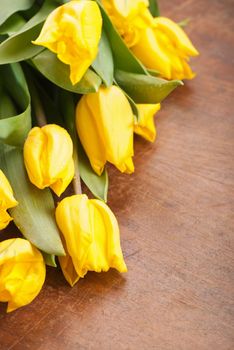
[0,0,198,312]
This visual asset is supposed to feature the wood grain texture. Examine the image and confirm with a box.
[0,0,234,349]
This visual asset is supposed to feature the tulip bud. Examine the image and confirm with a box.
[131,17,199,80]
[0,238,46,312]
[32,1,102,85]
[76,86,134,176]
[0,170,18,230]
[55,194,127,287]
[23,124,74,197]
[134,104,161,142]
[102,0,153,47]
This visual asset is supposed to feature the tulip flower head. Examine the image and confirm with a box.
[76,85,134,175]
[131,17,199,80]
[102,0,153,47]
[0,170,18,230]
[0,238,46,312]
[32,0,102,85]
[134,104,161,142]
[55,194,127,287]
[23,124,74,196]
[102,0,198,80]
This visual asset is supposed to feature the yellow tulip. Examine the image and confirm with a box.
[32,1,102,85]
[55,194,127,287]
[0,238,46,312]
[134,104,161,142]
[131,17,199,80]
[102,0,153,47]
[76,86,134,175]
[0,170,18,210]
[23,124,74,196]
[0,170,18,230]
[0,210,12,230]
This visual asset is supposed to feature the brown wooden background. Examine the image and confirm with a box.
[0,0,234,349]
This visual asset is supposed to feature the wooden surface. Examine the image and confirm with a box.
[0,0,234,349]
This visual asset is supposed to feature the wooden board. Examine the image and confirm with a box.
[0,0,233,349]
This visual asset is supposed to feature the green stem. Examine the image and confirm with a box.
[58,90,82,195]
[27,77,47,127]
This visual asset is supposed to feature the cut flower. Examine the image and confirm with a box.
[102,0,153,47]
[56,194,127,287]
[0,238,46,312]
[76,85,134,175]
[23,124,74,196]
[32,0,102,85]
[131,17,199,80]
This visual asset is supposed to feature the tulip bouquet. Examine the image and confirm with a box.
[0,0,198,312]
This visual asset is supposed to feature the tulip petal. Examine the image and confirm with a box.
[0,238,46,312]
[131,27,172,79]
[102,0,153,47]
[0,169,18,209]
[76,86,134,175]
[56,195,93,276]
[56,195,127,286]
[24,124,74,196]
[89,199,128,273]
[76,97,107,176]
[50,158,75,197]
[155,17,199,57]
[33,1,102,85]
[0,209,12,230]
[134,104,160,142]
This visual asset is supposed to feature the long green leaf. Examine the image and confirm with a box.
[0,145,65,256]
[0,63,31,146]
[32,49,102,94]
[115,70,183,104]
[0,92,17,117]
[0,24,43,64]
[0,1,57,64]
[0,14,26,35]
[149,0,160,17]
[0,0,35,26]
[92,30,114,87]
[96,0,148,75]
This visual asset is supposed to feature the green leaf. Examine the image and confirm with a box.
[114,78,139,119]
[0,14,26,35]
[59,90,109,202]
[0,145,65,256]
[92,30,114,87]
[42,252,57,267]
[0,92,17,117]
[115,70,183,104]
[125,93,139,119]
[0,63,31,146]
[0,24,43,64]
[149,0,160,17]
[32,49,102,94]
[96,0,148,75]
[147,68,160,77]
[0,0,35,26]
[0,1,57,64]
[178,18,190,28]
